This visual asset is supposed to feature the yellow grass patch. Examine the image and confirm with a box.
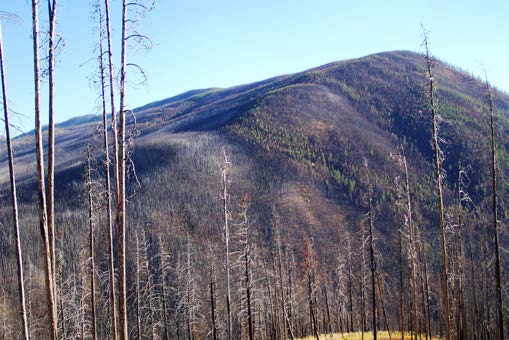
[295,331,442,340]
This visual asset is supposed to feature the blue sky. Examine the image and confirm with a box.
[1,0,508,132]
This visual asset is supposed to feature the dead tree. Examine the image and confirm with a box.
[273,209,292,340]
[422,26,450,340]
[46,0,58,297]
[96,2,117,337]
[359,219,367,339]
[117,3,153,337]
[484,76,505,340]
[135,232,142,339]
[31,1,58,338]
[303,238,320,340]
[467,223,480,339]
[103,0,119,204]
[222,148,233,340]
[398,152,418,340]
[364,159,377,340]
[236,197,255,340]
[0,14,29,340]
[85,145,98,340]
[455,169,470,339]
[398,223,405,340]
[117,1,129,337]
[186,232,195,340]
[158,235,170,340]
[208,250,218,340]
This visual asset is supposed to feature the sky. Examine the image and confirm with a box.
[1,0,508,133]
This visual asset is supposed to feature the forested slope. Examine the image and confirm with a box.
[0,50,508,339]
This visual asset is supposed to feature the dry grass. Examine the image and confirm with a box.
[295,331,442,340]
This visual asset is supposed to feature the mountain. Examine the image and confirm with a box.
[0,50,508,338]
[7,50,507,224]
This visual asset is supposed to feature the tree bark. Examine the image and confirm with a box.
[97,2,118,337]
[402,155,418,340]
[0,21,30,340]
[222,149,233,340]
[486,80,505,340]
[32,2,58,338]
[46,0,57,301]
[118,0,128,338]
[422,29,450,340]
[86,146,97,340]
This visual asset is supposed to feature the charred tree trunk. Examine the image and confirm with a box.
[365,160,377,340]
[0,21,30,340]
[209,267,218,340]
[97,4,117,337]
[86,146,97,340]
[46,0,58,298]
[222,149,233,340]
[135,233,142,339]
[118,0,128,338]
[32,1,58,338]
[422,28,450,340]
[398,228,405,340]
[485,79,505,340]
[402,154,418,340]
[103,0,119,204]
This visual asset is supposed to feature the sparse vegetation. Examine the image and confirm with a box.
[0,4,507,338]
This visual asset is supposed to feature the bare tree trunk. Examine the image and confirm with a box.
[376,274,391,340]
[365,160,377,340]
[0,21,30,340]
[31,2,58,338]
[103,0,119,204]
[422,28,450,340]
[369,199,377,340]
[209,267,218,340]
[242,212,255,340]
[307,272,320,340]
[274,214,290,340]
[398,228,405,340]
[402,155,418,340]
[159,236,170,340]
[46,0,57,299]
[360,221,366,340]
[97,2,117,338]
[421,242,432,339]
[347,236,354,333]
[456,170,467,340]
[135,233,142,339]
[186,233,194,340]
[485,80,505,340]
[481,226,492,339]
[222,149,233,340]
[118,1,128,338]
[86,146,97,340]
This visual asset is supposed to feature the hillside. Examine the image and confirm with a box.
[1,50,508,339]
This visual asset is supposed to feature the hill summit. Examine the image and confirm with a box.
[1,50,508,339]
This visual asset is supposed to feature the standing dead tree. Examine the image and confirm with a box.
[116,2,154,337]
[0,12,29,340]
[395,151,418,340]
[221,148,233,340]
[366,160,377,340]
[273,208,293,340]
[117,1,129,337]
[85,144,98,340]
[94,2,117,337]
[422,26,450,340]
[46,0,58,300]
[483,75,505,340]
[31,1,58,338]
[302,237,320,340]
